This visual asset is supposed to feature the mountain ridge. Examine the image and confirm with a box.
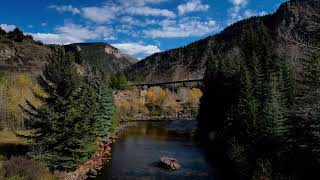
[127,0,320,83]
[0,28,137,75]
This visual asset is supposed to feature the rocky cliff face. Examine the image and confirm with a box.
[0,35,137,75]
[128,0,320,83]
[0,41,51,73]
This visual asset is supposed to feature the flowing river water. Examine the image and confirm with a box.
[96,119,222,180]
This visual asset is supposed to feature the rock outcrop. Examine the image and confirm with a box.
[159,157,182,170]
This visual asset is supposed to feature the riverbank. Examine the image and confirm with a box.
[61,121,143,180]
[62,117,199,180]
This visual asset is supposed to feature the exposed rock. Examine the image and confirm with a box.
[159,157,182,170]
[128,0,320,84]
[87,169,98,176]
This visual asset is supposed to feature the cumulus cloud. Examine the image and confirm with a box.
[144,18,219,38]
[119,0,168,6]
[82,5,119,23]
[178,0,210,15]
[227,0,250,24]
[229,0,248,7]
[111,42,160,56]
[81,1,175,24]
[0,24,16,32]
[50,5,80,15]
[30,23,115,45]
[126,6,175,18]
[29,33,77,45]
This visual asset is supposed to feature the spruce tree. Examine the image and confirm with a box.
[279,54,294,108]
[22,49,96,170]
[261,75,287,138]
[238,62,258,139]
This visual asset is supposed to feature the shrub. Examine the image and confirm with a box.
[0,156,56,180]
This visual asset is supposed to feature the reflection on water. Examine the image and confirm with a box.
[96,120,221,180]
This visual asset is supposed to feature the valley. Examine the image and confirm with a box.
[0,0,319,179]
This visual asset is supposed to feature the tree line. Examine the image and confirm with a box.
[198,22,320,179]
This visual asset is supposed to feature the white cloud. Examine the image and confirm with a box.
[229,0,248,7]
[259,11,268,16]
[50,5,80,15]
[178,0,210,15]
[144,18,219,38]
[0,24,16,32]
[81,1,175,24]
[126,6,176,18]
[82,4,119,23]
[29,33,78,45]
[227,0,249,24]
[30,23,115,45]
[112,42,160,56]
[244,9,268,18]
[119,0,168,6]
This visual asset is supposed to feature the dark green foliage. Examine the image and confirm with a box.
[22,48,117,171]
[91,73,116,137]
[198,23,295,178]
[279,55,295,107]
[238,63,258,140]
[0,27,6,36]
[8,28,25,42]
[287,52,320,177]
[110,72,129,90]
[261,76,287,139]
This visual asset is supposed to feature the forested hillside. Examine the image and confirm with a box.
[197,0,320,179]
[127,0,320,83]
[64,43,137,74]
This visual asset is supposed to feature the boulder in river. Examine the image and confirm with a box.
[159,157,181,170]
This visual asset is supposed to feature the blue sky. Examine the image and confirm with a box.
[0,0,286,59]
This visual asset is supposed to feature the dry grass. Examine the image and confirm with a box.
[0,131,30,145]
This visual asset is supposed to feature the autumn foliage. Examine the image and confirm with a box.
[0,72,42,130]
[115,86,202,119]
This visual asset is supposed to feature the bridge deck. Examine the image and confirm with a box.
[132,79,204,88]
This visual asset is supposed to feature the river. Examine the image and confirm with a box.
[96,119,221,180]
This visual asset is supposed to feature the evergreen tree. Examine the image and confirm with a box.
[118,72,129,90]
[8,28,25,42]
[238,62,258,140]
[0,27,6,36]
[110,72,129,90]
[279,54,294,108]
[22,49,97,170]
[91,73,115,137]
[261,75,287,138]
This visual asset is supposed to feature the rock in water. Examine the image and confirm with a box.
[159,157,181,170]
